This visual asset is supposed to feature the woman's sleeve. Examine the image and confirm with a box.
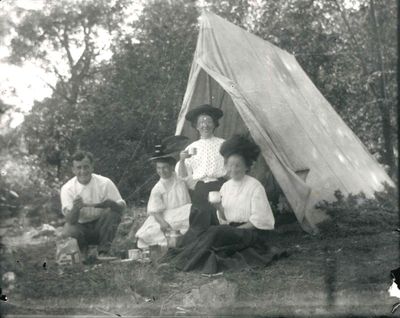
[175,157,195,189]
[249,184,275,230]
[147,186,166,214]
[217,182,228,224]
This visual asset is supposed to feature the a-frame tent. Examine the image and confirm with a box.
[175,12,394,232]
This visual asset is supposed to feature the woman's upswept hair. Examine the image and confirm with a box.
[220,135,261,169]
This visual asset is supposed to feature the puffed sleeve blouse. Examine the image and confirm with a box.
[218,175,275,230]
[147,173,191,214]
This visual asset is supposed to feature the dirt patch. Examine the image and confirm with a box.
[1,206,398,316]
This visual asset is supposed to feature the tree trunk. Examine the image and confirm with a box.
[369,0,395,174]
[377,99,395,172]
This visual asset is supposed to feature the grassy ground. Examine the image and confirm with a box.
[0,206,399,317]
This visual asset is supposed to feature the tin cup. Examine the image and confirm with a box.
[166,230,181,248]
[188,147,197,156]
[208,191,221,204]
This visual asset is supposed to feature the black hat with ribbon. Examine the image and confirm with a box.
[391,267,400,288]
[149,135,190,162]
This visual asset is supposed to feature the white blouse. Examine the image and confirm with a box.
[176,136,226,188]
[60,173,125,223]
[147,173,191,214]
[218,175,275,230]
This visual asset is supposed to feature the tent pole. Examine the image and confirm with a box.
[207,73,212,105]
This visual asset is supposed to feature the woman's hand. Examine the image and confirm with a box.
[237,222,255,230]
[159,222,172,233]
[179,150,191,161]
[178,151,190,178]
[95,199,124,213]
[151,212,172,233]
[212,202,226,221]
[211,201,223,211]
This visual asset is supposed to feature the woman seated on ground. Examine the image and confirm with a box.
[163,135,285,274]
[135,136,192,249]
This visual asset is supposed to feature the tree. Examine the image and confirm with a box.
[77,0,199,199]
[331,0,397,175]
[10,0,396,206]
[8,0,129,105]
[9,0,130,178]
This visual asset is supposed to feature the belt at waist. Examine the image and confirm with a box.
[201,177,218,183]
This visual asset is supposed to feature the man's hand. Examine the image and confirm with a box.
[95,199,124,213]
[65,196,83,224]
[72,196,84,211]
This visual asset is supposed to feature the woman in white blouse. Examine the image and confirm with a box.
[135,137,192,249]
[177,104,226,225]
[164,135,285,274]
[215,139,275,230]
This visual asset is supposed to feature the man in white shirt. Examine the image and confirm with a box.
[60,151,126,258]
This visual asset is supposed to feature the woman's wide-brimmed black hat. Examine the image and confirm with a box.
[185,104,224,124]
[220,134,261,166]
[391,267,400,287]
[149,135,190,161]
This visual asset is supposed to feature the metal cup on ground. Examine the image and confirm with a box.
[166,230,181,248]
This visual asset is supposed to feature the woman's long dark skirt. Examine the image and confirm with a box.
[189,178,225,226]
[162,205,286,274]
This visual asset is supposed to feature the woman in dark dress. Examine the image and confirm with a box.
[164,135,285,274]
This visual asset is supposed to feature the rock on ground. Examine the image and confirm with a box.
[183,277,239,308]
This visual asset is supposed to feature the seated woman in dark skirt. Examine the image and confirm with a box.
[163,135,285,274]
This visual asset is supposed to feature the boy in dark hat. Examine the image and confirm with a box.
[177,104,226,225]
[135,136,192,249]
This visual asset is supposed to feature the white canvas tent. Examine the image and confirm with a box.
[175,12,394,232]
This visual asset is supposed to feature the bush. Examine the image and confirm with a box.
[315,182,398,237]
[0,148,64,227]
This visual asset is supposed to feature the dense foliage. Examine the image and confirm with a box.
[316,183,398,236]
[0,0,397,211]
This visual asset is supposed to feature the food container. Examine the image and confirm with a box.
[128,249,142,260]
